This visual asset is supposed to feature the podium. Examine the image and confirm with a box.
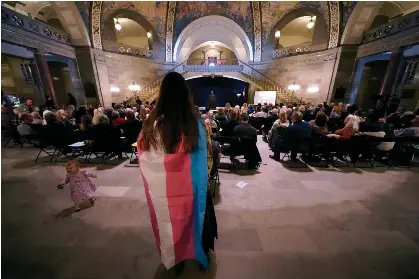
[208,91,217,109]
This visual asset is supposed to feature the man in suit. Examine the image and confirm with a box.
[270,111,312,161]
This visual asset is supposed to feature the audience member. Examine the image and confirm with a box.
[312,113,329,136]
[31,112,43,125]
[271,111,312,161]
[233,114,257,143]
[328,115,358,140]
[112,110,126,127]
[17,113,35,136]
[120,110,142,144]
[220,110,238,137]
[80,115,92,132]
[214,108,227,122]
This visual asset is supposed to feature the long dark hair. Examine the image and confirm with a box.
[141,72,199,153]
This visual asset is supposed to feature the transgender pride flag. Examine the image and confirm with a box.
[137,122,208,269]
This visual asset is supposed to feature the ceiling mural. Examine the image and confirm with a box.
[261,1,329,42]
[101,1,167,44]
[173,1,254,47]
[341,1,357,34]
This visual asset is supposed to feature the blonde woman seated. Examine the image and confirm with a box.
[268,110,289,145]
[241,103,248,114]
[327,115,359,140]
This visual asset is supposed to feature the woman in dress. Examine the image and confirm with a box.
[137,72,216,275]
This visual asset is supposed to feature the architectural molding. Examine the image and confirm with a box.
[1,25,76,58]
[165,1,176,62]
[1,6,71,45]
[91,1,103,50]
[357,27,419,58]
[252,1,262,62]
[328,1,340,49]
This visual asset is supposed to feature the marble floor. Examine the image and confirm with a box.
[2,137,419,279]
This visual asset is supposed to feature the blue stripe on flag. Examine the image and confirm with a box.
[190,119,208,268]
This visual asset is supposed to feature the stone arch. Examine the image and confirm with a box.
[48,1,91,46]
[173,15,253,63]
[264,7,329,60]
[340,1,408,45]
[101,8,164,59]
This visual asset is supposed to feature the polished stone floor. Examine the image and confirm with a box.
[2,137,419,279]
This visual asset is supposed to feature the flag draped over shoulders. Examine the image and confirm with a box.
[137,119,208,269]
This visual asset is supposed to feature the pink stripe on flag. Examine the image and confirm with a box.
[140,171,161,256]
[164,153,195,262]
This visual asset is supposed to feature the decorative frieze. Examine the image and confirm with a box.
[165,1,176,62]
[357,28,419,57]
[1,6,71,45]
[328,1,340,49]
[91,1,103,50]
[252,1,262,62]
[1,25,76,58]
[362,9,419,44]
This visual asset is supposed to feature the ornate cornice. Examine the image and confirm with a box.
[1,25,76,58]
[328,1,340,49]
[91,1,103,50]
[165,1,176,62]
[252,1,262,62]
[357,27,419,58]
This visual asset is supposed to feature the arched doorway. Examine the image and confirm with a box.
[173,15,253,63]
[186,76,249,107]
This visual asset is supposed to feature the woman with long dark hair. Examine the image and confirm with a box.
[137,72,216,275]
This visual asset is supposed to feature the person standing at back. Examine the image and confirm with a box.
[137,72,216,275]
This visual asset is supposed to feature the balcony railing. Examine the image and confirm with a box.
[183,59,242,72]
[103,40,154,59]
[362,9,419,44]
[1,5,71,45]
[273,43,327,59]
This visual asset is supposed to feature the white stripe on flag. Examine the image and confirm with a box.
[139,151,175,268]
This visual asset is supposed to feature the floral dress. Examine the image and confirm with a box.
[62,171,97,204]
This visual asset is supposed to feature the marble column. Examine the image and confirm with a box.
[34,51,57,106]
[379,48,404,97]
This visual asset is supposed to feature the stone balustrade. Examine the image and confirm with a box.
[183,64,243,72]
[273,43,327,59]
[362,10,419,44]
[1,5,71,45]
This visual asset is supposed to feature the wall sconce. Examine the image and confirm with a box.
[147,31,152,39]
[114,18,122,31]
[287,81,300,91]
[275,30,281,39]
[307,85,319,93]
[110,86,120,93]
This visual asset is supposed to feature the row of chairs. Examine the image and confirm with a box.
[272,131,419,168]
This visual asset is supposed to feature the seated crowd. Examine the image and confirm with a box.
[3,96,419,166]
[197,101,419,164]
[3,98,153,159]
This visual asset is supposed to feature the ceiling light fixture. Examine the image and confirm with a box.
[128,81,140,92]
[115,18,122,31]
[307,17,315,30]
[287,81,301,91]
[147,31,152,39]
[275,30,281,38]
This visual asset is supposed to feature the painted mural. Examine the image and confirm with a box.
[260,1,329,42]
[75,1,91,34]
[173,1,254,47]
[101,1,167,44]
[341,1,357,35]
